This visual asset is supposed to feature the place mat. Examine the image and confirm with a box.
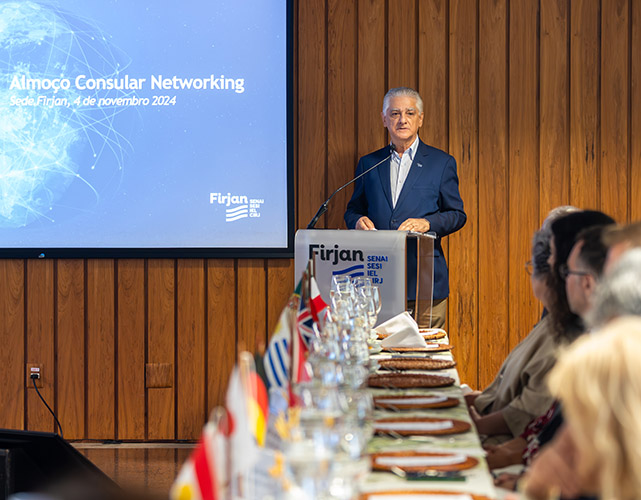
[373,394,459,410]
[371,451,479,472]
[377,357,456,371]
[373,417,471,436]
[382,344,453,353]
[360,491,491,500]
[368,373,455,389]
[378,331,447,341]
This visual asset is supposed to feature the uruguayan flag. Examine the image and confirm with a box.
[263,308,291,389]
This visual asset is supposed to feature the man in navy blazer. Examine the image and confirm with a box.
[344,87,466,327]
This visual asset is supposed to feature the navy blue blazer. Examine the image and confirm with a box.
[344,139,466,300]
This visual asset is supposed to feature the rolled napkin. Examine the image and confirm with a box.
[376,312,428,348]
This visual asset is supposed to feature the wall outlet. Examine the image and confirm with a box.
[26,363,43,388]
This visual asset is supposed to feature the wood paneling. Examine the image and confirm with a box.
[478,0,508,388]
[87,260,115,438]
[448,0,478,388]
[298,0,326,228]
[633,0,641,221]
[207,260,236,411]
[388,0,417,89]
[327,0,357,230]
[237,260,266,353]
[0,260,24,430]
[540,0,570,218]
[176,261,206,439]
[26,260,55,431]
[147,260,175,440]
[117,260,146,439]
[570,0,600,209]
[57,260,85,439]
[357,0,386,158]
[508,0,540,351]
[1,0,639,436]
[600,0,629,223]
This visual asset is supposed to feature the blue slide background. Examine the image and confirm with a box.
[0,0,288,248]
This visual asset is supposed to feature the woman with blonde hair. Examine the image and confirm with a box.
[531,315,641,500]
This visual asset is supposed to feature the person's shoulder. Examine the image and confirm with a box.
[417,140,454,162]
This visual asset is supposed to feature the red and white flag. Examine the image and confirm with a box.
[170,420,226,500]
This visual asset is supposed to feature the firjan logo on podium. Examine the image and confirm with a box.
[209,192,265,222]
[309,243,389,283]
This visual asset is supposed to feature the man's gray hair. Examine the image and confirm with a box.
[587,248,641,329]
[382,87,424,114]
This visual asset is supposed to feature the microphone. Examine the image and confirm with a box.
[307,143,396,229]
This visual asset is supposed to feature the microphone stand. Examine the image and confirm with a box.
[307,144,396,229]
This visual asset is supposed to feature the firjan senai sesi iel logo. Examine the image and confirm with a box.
[210,192,264,222]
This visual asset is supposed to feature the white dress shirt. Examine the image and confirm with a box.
[390,136,419,207]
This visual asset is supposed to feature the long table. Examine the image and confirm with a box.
[361,338,497,499]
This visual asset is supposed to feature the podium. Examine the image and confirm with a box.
[294,230,435,324]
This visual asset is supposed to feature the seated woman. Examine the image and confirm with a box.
[522,316,641,500]
[466,227,558,443]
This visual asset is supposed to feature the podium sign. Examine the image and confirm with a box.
[295,230,407,323]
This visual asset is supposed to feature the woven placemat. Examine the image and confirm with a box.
[373,416,471,436]
[370,450,479,472]
[368,372,454,389]
[378,357,456,371]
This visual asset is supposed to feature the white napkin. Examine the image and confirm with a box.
[375,453,467,467]
[376,312,428,348]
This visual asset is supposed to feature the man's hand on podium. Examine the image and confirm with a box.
[356,216,376,230]
[398,218,430,233]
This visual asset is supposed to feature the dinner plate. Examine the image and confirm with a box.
[382,344,453,353]
[378,331,446,341]
[371,451,479,472]
[360,492,491,500]
[368,373,454,389]
[373,394,460,410]
[373,417,471,436]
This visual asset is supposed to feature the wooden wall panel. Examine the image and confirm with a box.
[176,261,206,439]
[298,0,327,228]
[87,260,115,438]
[633,0,641,220]
[327,0,357,230]
[357,0,386,158]
[388,0,417,89]
[419,0,450,332]
[147,260,175,440]
[267,259,296,334]
[117,260,145,439]
[600,0,629,223]
[418,0,449,156]
[508,0,540,350]
[26,260,55,431]
[56,260,85,439]
[207,260,236,411]
[237,260,267,353]
[570,0,600,209]
[478,0,508,388]
[0,260,24,429]
[540,0,570,218]
[448,0,479,388]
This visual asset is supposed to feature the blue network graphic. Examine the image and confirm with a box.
[0,1,135,228]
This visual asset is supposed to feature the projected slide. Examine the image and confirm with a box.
[0,0,290,252]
